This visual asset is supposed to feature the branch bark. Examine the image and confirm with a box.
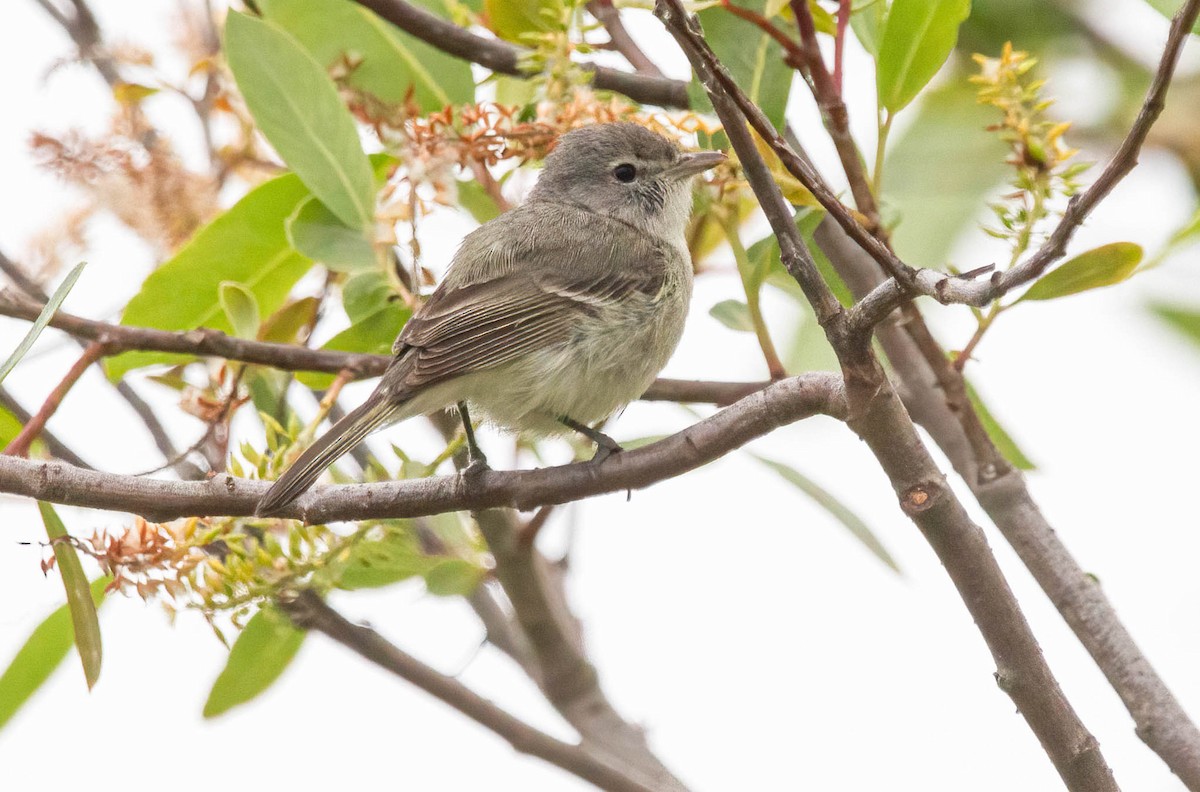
[657,2,1119,788]
[0,373,845,522]
[280,590,667,792]
[353,0,689,108]
[799,17,1200,785]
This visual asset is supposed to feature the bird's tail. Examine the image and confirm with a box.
[255,395,398,516]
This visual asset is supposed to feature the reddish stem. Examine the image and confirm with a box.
[4,341,109,458]
[834,0,850,94]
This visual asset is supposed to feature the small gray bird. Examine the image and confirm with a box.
[256,123,724,515]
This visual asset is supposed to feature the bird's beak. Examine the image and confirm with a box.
[663,150,727,181]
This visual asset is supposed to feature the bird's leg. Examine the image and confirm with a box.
[457,401,490,474]
[559,416,623,464]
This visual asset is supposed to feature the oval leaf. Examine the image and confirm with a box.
[0,262,85,386]
[877,0,972,113]
[1151,303,1200,350]
[259,0,475,111]
[218,282,261,340]
[695,1,794,130]
[424,558,486,597]
[486,0,563,42]
[965,380,1035,470]
[710,299,756,333]
[287,198,377,273]
[225,12,376,231]
[753,456,900,573]
[107,172,314,381]
[203,605,305,717]
[0,577,110,731]
[1019,242,1143,302]
[37,502,103,690]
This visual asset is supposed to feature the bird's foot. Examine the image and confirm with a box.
[461,455,491,476]
[588,439,624,466]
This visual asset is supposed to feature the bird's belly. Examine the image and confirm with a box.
[469,290,687,434]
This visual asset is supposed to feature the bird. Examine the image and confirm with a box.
[256,122,725,516]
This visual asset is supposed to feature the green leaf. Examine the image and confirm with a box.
[877,0,972,112]
[1142,0,1200,33]
[485,0,563,42]
[287,197,377,273]
[0,405,23,448]
[37,503,103,690]
[203,605,305,717]
[757,208,855,307]
[696,1,794,130]
[1018,242,1143,302]
[226,12,376,231]
[218,282,261,340]
[964,380,1035,470]
[1151,304,1200,350]
[108,172,314,380]
[259,0,474,111]
[338,525,438,590]
[0,262,85,386]
[0,577,110,731]
[851,0,888,56]
[295,300,410,389]
[883,80,1008,269]
[261,297,320,344]
[342,271,398,323]
[424,558,486,596]
[456,179,502,224]
[753,456,900,572]
[710,299,756,333]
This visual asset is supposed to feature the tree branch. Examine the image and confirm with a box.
[853,0,1200,316]
[0,288,764,407]
[473,508,686,789]
[0,373,845,522]
[815,195,1200,789]
[587,0,664,77]
[280,591,667,792]
[32,0,121,86]
[352,0,689,108]
[657,2,1119,788]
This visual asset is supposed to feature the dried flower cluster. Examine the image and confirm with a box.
[30,112,219,264]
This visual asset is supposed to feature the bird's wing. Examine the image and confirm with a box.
[389,267,664,395]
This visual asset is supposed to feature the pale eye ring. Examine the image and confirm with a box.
[613,163,637,183]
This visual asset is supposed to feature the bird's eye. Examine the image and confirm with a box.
[613,163,637,183]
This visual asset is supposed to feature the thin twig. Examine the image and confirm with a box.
[3,341,108,458]
[280,591,665,792]
[788,0,879,225]
[0,385,92,468]
[853,0,1200,318]
[587,0,665,77]
[0,250,200,477]
[718,0,805,66]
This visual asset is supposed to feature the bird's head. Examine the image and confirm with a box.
[529,122,726,241]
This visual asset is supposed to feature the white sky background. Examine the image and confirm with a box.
[1,1,1199,790]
